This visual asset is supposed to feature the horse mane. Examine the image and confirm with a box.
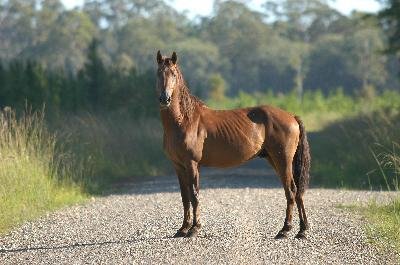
[174,64,204,122]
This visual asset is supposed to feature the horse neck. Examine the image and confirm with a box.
[160,87,184,126]
[160,83,198,130]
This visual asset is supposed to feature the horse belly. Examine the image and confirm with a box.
[200,133,263,168]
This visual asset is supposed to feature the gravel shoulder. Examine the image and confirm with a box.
[0,160,399,264]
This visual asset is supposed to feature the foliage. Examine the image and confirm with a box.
[0,48,158,118]
[0,108,86,234]
[208,73,227,101]
[56,114,171,193]
[311,110,400,189]
[378,0,400,54]
[0,0,399,99]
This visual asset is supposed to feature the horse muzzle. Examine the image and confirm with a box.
[159,91,172,107]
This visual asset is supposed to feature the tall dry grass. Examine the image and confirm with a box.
[308,107,399,252]
[311,109,400,190]
[0,108,86,234]
[366,142,400,253]
[56,113,171,192]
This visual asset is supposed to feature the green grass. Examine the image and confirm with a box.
[363,198,400,254]
[0,108,86,234]
[0,109,171,234]
[310,111,400,189]
[56,113,171,193]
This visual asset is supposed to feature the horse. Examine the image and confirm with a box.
[156,51,311,239]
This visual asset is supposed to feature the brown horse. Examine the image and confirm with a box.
[156,51,311,239]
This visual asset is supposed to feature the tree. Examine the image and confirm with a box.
[0,0,37,59]
[202,1,272,93]
[263,0,336,99]
[305,34,358,92]
[208,74,227,101]
[174,38,221,97]
[80,39,107,110]
[378,0,400,54]
[264,0,336,42]
[345,27,386,90]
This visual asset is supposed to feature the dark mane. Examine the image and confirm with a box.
[175,64,204,121]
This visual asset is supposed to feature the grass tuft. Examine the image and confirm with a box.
[362,199,400,254]
[56,113,172,193]
[0,108,86,234]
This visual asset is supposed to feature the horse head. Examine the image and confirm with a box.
[156,50,179,108]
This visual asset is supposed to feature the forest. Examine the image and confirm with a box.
[0,0,399,117]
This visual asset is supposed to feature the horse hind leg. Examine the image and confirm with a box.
[294,190,309,239]
[263,150,296,239]
[275,165,296,239]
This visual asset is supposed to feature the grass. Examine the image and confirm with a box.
[363,198,400,253]
[313,108,400,254]
[310,110,400,189]
[0,108,86,234]
[55,113,171,193]
[364,140,399,255]
[0,109,171,234]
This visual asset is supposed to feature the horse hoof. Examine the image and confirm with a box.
[295,232,307,239]
[186,227,200,238]
[173,230,187,238]
[274,232,288,239]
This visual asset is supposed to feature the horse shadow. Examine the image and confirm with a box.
[114,159,282,196]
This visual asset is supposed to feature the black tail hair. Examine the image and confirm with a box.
[293,116,311,195]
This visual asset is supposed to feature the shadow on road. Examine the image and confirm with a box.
[114,159,282,195]
[0,237,175,254]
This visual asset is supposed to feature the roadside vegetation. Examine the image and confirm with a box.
[0,108,86,234]
[363,199,400,253]
[0,0,399,251]
[56,114,170,193]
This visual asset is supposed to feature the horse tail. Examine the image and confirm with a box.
[293,116,311,195]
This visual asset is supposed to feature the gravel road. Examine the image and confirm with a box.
[0,160,398,264]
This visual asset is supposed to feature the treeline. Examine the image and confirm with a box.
[0,0,399,105]
[0,40,157,117]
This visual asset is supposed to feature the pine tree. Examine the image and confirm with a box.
[82,38,107,111]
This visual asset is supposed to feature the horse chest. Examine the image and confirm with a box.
[163,129,205,163]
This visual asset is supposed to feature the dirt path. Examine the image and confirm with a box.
[0,160,398,264]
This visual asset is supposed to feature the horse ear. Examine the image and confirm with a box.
[157,50,162,64]
[171,51,177,64]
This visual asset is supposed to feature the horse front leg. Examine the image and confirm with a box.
[173,166,192,238]
[186,160,201,238]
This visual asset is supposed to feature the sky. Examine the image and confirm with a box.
[61,0,382,18]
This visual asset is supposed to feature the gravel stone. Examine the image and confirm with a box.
[0,160,398,264]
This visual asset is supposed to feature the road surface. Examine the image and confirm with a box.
[0,160,398,264]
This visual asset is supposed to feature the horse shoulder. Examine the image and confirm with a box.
[181,114,206,162]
